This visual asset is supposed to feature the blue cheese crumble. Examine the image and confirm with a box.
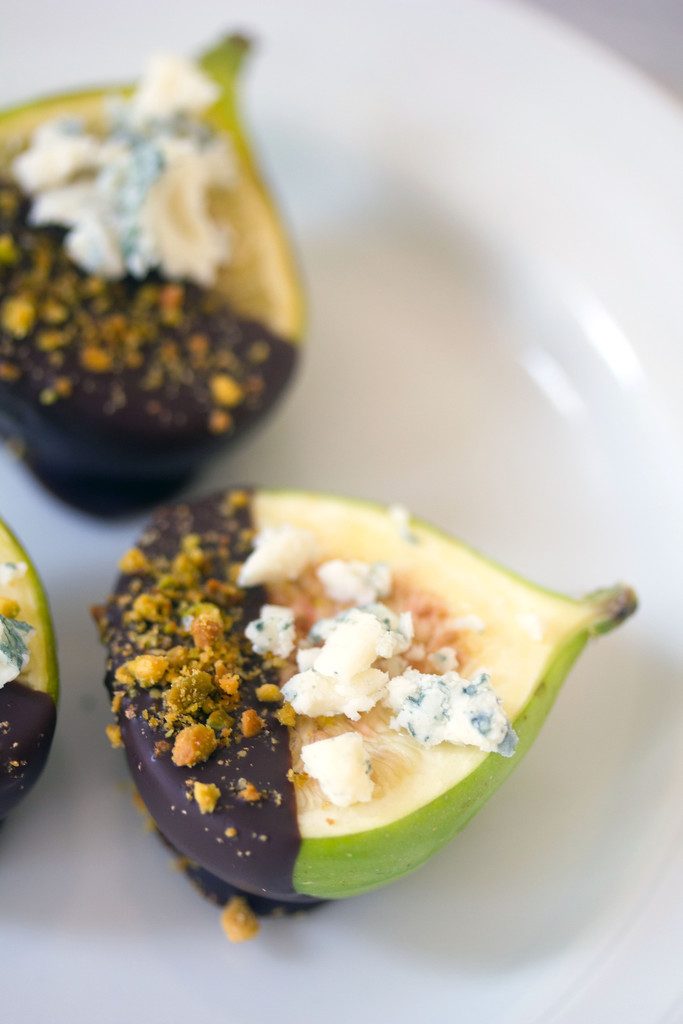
[386,668,517,756]
[428,646,458,672]
[295,646,321,672]
[312,606,413,679]
[363,603,414,657]
[0,561,27,587]
[238,525,319,588]
[281,666,388,721]
[0,614,33,688]
[301,732,374,807]
[389,504,418,544]
[282,604,415,720]
[13,55,233,286]
[317,559,392,606]
[307,604,413,660]
[314,610,387,680]
[244,605,295,659]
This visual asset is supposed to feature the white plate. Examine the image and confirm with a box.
[1,2,682,1022]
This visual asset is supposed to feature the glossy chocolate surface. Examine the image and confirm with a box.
[101,491,314,903]
[0,182,298,511]
[0,679,56,820]
[155,828,322,915]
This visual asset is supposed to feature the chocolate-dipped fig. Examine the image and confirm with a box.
[0,517,58,821]
[0,37,303,515]
[94,489,635,913]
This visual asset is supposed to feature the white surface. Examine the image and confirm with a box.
[1,2,682,1022]
[529,0,683,98]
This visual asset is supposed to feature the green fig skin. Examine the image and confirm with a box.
[0,519,58,821]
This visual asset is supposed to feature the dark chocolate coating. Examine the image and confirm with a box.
[183,858,323,915]
[0,182,298,513]
[156,827,323,915]
[26,464,196,519]
[101,491,314,903]
[0,680,56,820]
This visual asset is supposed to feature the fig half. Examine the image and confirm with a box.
[95,489,635,908]
[0,37,303,514]
[0,517,58,821]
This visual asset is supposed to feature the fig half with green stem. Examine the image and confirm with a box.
[95,489,635,910]
[0,517,58,821]
[0,36,303,515]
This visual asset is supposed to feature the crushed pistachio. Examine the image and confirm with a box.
[122,653,169,687]
[255,683,282,703]
[220,896,260,943]
[0,361,20,381]
[237,780,262,803]
[80,345,114,373]
[96,506,297,828]
[247,340,270,364]
[0,179,283,441]
[286,768,310,788]
[193,781,221,814]
[191,611,222,648]
[53,376,72,398]
[119,548,151,575]
[165,673,214,717]
[275,703,297,727]
[105,723,123,749]
[240,708,264,738]
[172,724,218,767]
[210,373,244,407]
[0,234,18,265]
[206,708,233,733]
[208,409,232,434]
[1,295,36,338]
[37,329,70,352]
[218,672,241,697]
[131,592,172,622]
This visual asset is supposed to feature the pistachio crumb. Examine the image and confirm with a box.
[237,780,262,803]
[53,376,72,398]
[1,295,36,338]
[105,723,123,749]
[0,234,18,265]
[191,613,222,649]
[193,781,221,814]
[275,703,297,727]
[119,548,151,575]
[208,409,232,434]
[220,896,260,943]
[247,340,270,364]
[114,663,133,685]
[0,361,21,381]
[255,683,282,704]
[218,673,240,696]
[172,724,218,767]
[286,768,310,788]
[80,345,114,373]
[240,708,265,738]
[131,592,171,622]
[210,373,244,408]
[123,653,168,687]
